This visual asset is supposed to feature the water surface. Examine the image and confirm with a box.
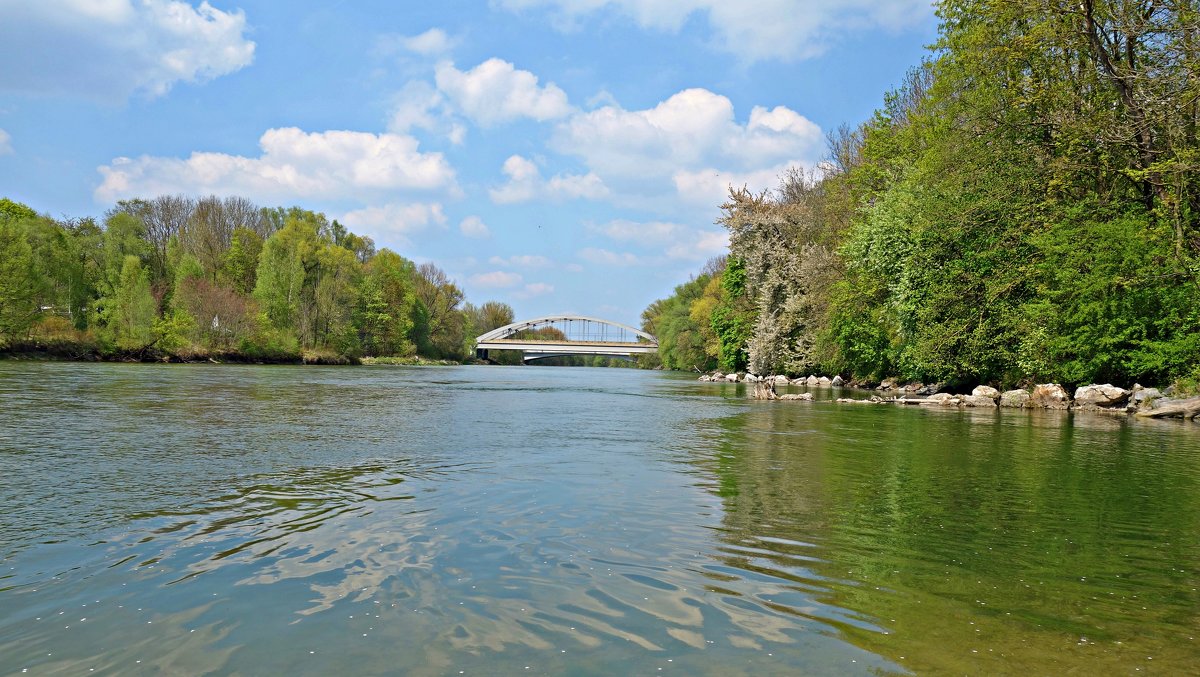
[1,364,1197,674]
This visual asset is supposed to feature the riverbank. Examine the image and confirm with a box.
[0,339,360,365]
[706,371,1200,422]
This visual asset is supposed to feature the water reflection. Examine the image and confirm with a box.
[697,400,1200,673]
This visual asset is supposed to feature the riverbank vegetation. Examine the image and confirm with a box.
[0,196,517,363]
[641,0,1200,391]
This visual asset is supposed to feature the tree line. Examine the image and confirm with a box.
[641,0,1200,390]
[0,194,519,362]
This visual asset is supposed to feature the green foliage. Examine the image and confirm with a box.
[642,273,717,372]
[0,219,41,342]
[644,1,1200,389]
[223,227,263,295]
[104,255,157,350]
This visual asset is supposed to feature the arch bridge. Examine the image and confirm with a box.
[474,315,658,363]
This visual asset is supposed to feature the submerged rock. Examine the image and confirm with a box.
[1030,384,1071,410]
[779,393,814,401]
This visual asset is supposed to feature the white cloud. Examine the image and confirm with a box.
[0,128,11,155]
[459,215,490,239]
[593,218,729,261]
[470,270,524,288]
[386,81,467,144]
[340,202,447,241]
[489,254,551,268]
[594,219,682,245]
[666,229,729,260]
[0,0,255,101]
[489,154,608,204]
[397,28,455,56]
[553,89,820,186]
[516,282,555,299]
[494,0,931,62]
[672,163,791,207]
[578,248,640,266]
[434,58,572,127]
[95,127,458,203]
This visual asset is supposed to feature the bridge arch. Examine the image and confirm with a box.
[474,314,657,361]
[475,315,656,344]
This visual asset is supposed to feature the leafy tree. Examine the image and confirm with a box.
[0,220,41,342]
[103,255,157,350]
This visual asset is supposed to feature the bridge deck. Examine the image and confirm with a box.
[475,338,658,354]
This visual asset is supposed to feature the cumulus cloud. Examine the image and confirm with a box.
[489,254,552,268]
[553,88,820,186]
[516,282,554,299]
[578,248,640,266]
[593,218,729,261]
[393,28,455,56]
[95,127,458,203]
[459,215,490,239]
[0,0,255,101]
[387,80,466,145]
[494,0,930,62]
[594,219,682,245]
[0,129,11,155]
[470,270,524,288]
[489,155,608,204]
[666,229,729,260]
[672,163,792,207]
[434,58,572,126]
[340,202,447,241]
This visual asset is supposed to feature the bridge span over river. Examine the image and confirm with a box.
[474,315,658,363]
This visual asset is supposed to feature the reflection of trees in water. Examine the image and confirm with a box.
[697,403,1200,673]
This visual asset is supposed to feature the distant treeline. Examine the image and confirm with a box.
[641,1,1200,390]
[0,195,518,362]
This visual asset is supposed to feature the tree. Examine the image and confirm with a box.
[413,262,466,358]
[0,220,41,342]
[104,255,157,350]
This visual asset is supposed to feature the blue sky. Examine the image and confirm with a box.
[0,0,937,326]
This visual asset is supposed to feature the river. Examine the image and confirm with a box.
[1,363,1197,674]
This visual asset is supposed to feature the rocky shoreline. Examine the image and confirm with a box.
[700,372,1200,422]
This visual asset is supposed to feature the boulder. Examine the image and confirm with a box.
[1030,383,1071,410]
[773,375,790,384]
[725,373,739,382]
[712,372,724,381]
[1131,387,1163,410]
[972,385,1001,401]
[1000,389,1031,408]
[791,377,806,385]
[960,394,998,407]
[698,375,710,382]
[818,376,832,386]
[831,375,844,387]
[879,378,898,390]
[806,375,820,386]
[1073,384,1131,409]
[925,393,960,406]
[779,392,814,401]
[902,382,924,393]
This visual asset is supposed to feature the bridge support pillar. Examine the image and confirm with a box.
[475,348,489,360]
